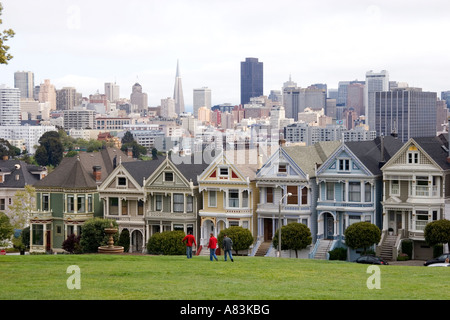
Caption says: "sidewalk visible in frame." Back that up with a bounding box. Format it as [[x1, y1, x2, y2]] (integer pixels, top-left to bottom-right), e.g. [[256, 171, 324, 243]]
[[388, 260, 425, 266]]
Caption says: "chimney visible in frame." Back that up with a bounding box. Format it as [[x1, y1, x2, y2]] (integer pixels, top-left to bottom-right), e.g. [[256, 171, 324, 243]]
[[93, 166, 102, 181], [127, 147, 133, 158]]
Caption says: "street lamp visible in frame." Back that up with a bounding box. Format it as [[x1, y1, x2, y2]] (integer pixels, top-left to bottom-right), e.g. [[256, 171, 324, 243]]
[[278, 192, 292, 257]]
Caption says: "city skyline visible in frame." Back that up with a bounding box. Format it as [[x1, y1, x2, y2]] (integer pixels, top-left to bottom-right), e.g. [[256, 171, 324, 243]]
[[0, 0, 449, 109]]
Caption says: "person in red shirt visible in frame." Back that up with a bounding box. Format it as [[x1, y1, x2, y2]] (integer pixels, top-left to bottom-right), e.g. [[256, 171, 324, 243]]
[[207, 233, 218, 261], [182, 231, 196, 259]]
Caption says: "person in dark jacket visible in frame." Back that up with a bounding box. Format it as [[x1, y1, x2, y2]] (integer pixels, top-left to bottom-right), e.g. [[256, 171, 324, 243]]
[[222, 234, 234, 262]]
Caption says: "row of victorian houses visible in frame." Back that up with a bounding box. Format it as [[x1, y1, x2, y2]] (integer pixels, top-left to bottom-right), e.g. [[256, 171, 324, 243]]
[[15, 133, 450, 261]]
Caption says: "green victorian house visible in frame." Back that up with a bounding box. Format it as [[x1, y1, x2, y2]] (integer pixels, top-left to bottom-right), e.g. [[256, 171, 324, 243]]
[[29, 148, 134, 253]]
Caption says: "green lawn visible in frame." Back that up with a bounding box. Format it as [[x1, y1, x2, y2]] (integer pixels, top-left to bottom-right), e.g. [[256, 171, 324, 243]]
[[0, 254, 448, 300]]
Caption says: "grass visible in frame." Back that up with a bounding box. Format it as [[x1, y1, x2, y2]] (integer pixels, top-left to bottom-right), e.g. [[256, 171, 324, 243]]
[[0, 254, 449, 300]]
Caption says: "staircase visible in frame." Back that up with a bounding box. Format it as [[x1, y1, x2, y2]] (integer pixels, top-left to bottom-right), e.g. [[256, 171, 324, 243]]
[[314, 240, 333, 260], [254, 241, 272, 257], [379, 235, 397, 261]]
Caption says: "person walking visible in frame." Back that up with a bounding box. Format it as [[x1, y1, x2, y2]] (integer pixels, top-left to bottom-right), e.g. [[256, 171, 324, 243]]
[[182, 231, 196, 259], [207, 233, 218, 261], [222, 234, 234, 262]]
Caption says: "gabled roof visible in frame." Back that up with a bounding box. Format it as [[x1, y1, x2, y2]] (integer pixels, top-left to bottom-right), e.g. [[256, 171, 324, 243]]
[[345, 135, 404, 175], [121, 157, 166, 187], [0, 160, 46, 188], [412, 135, 450, 171], [34, 147, 135, 189]]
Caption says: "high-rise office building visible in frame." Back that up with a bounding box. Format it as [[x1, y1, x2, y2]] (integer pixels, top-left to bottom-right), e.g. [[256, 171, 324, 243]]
[[105, 82, 120, 102], [160, 97, 176, 119], [193, 87, 211, 118], [0, 85, 21, 126], [347, 82, 365, 116], [283, 84, 326, 121], [56, 87, 79, 110], [130, 83, 148, 114], [38, 79, 56, 110], [14, 71, 35, 99], [375, 87, 437, 142], [173, 60, 185, 115], [240, 57, 263, 105], [365, 70, 389, 130]]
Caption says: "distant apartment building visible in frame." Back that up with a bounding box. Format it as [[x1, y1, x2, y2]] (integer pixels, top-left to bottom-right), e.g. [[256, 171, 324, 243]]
[[375, 87, 437, 142], [0, 124, 57, 153], [193, 87, 211, 117], [96, 117, 132, 131], [38, 79, 57, 110], [0, 85, 21, 126], [14, 71, 34, 99], [56, 87, 80, 110], [63, 109, 95, 130], [160, 97, 176, 119]]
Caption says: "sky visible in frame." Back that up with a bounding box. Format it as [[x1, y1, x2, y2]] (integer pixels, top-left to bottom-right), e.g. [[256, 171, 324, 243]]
[[1, 0, 450, 111]]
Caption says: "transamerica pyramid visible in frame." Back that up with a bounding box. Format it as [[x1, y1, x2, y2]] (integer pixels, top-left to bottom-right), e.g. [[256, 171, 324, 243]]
[[173, 59, 185, 115]]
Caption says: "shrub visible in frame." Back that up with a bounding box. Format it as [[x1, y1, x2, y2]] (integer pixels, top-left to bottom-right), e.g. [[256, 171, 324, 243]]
[[401, 239, 413, 259], [397, 253, 409, 261], [272, 223, 312, 258], [329, 247, 347, 261], [62, 233, 81, 254], [147, 230, 185, 255], [118, 229, 130, 253], [218, 226, 254, 255], [80, 218, 119, 253]]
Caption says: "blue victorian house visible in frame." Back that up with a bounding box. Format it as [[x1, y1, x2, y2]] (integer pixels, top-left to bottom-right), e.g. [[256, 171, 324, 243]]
[[314, 136, 403, 260]]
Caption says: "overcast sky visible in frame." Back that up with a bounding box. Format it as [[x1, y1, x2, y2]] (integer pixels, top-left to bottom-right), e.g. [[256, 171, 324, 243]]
[[1, 0, 449, 110]]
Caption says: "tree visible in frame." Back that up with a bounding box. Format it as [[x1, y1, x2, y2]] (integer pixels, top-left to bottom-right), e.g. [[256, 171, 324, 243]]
[[0, 2, 15, 65], [344, 222, 381, 254], [0, 211, 13, 242], [424, 219, 450, 252], [62, 233, 81, 254], [118, 229, 130, 253], [35, 131, 63, 166], [121, 131, 135, 145], [272, 222, 312, 258], [0, 138, 20, 158], [218, 226, 254, 255], [7, 185, 36, 229]]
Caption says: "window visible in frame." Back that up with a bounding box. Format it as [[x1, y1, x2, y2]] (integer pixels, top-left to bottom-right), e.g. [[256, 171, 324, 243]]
[[365, 183, 371, 202], [242, 190, 249, 208], [391, 180, 400, 196], [77, 195, 85, 212], [87, 194, 93, 212], [301, 187, 308, 205], [339, 159, 350, 171], [278, 164, 287, 173], [348, 182, 361, 202], [138, 200, 144, 215], [287, 186, 298, 205], [219, 167, 228, 176], [173, 194, 184, 212], [32, 224, 44, 245], [186, 196, 193, 212], [416, 211, 429, 231], [326, 183, 334, 201], [416, 176, 429, 196], [266, 187, 273, 203], [42, 194, 49, 211], [208, 191, 217, 207], [164, 172, 173, 182], [229, 189, 239, 208], [121, 200, 128, 215], [67, 195, 75, 213], [110, 197, 118, 215], [408, 152, 419, 164], [155, 195, 162, 211], [118, 177, 127, 186]]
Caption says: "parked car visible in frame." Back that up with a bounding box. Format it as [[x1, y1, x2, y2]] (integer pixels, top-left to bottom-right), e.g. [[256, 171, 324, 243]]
[[423, 253, 450, 266], [355, 255, 389, 265], [427, 263, 450, 267]]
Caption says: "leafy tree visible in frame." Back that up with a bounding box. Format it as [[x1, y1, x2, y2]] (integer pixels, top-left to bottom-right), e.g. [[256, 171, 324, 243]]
[[62, 233, 81, 254], [121, 131, 135, 145], [147, 230, 185, 255], [218, 226, 254, 255], [151, 147, 158, 160], [0, 138, 20, 158], [344, 222, 381, 254], [79, 218, 119, 253], [0, 2, 15, 65], [424, 219, 450, 250], [8, 185, 36, 229], [35, 131, 63, 166], [272, 222, 312, 258], [0, 211, 13, 242], [118, 228, 130, 253]]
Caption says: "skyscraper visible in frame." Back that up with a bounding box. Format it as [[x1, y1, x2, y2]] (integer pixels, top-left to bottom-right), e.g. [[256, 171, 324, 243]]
[[38, 79, 56, 110], [193, 87, 211, 118], [240, 57, 263, 105], [105, 82, 120, 103], [365, 70, 389, 130], [14, 71, 34, 99], [130, 83, 148, 114], [56, 87, 78, 110], [173, 60, 185, 115], [375, 87, 437, 142], [0, 84, 21, 126]]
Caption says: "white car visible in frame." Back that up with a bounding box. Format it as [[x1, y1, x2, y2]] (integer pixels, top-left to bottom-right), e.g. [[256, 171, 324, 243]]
[[427, 263, 450, 267]]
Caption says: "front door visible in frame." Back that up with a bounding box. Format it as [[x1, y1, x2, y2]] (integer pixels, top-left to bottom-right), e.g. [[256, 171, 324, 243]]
[[325, 213, 334, 240], [264, 218, 273, 241], [45, 231, 51, 252]]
